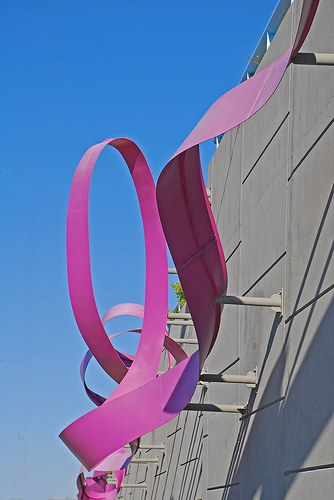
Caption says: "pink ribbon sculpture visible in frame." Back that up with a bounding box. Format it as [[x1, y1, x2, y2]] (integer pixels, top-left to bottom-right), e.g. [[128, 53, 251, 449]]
[[77, 302, 187, 496], [59, 1, 320, 497]]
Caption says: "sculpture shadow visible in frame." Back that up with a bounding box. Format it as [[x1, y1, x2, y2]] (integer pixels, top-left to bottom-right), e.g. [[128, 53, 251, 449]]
[[221, 185, 334, 499]]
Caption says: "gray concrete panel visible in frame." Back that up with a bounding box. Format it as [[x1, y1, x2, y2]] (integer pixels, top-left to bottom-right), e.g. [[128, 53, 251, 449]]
[[290, 66, 334, 157], [284, 292, 334, 471], [297, 0, 334, 54], [286, 126, 334, 318], [205, 413, 240, 490], [240, 120, 288, 293], [209, 126, 242, 260], [238, 258, 287, 409], [284, 468, 334, 500], [237, 399, 285, 500], [290, 96, 334, 174], [241, 69, 290, 182], [224, 238, 241, 295], [207, 484, 240, 500]]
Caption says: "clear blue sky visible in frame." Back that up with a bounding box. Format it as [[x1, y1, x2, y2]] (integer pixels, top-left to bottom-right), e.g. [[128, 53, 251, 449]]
[[1, 1, 278, 498]]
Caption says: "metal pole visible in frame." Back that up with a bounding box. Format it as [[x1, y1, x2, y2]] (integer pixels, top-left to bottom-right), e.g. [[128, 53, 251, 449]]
[[167, 320, 194, 326], [120, 483, 148, 489], [200, 371, 256, 387], [131, 457, 159, 464], [133, 444, 165, 450], [215, 292, 282, 314], [293, 52, 334, 65], [185, 403, 246, 414], [168, 312, 192, 320]]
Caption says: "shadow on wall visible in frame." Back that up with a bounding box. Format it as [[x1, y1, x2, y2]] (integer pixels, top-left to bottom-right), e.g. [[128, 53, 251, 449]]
[[152, 387, 205, 500], [222, 296, 334, 500], [220, 313, 286, 500], [221, 186, 334, 500]]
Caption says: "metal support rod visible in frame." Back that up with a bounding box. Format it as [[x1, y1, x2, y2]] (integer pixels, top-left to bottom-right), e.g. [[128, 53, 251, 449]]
[[215, 291, 282, 314], [200, 370, 256, 388], [120, 483, 148, 489], [168, 312, 192, 320], [185, 403, 246, 414], [293, 52, 334, 65], [131, 457, 159, 464], [168, 267, 178, 274], [167, 319, 194, 326], [132, 444, 165, 450], [124, 444, 165, 452]]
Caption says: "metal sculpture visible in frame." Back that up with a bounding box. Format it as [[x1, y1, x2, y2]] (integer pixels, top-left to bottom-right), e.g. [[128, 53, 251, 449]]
[[59, 1, 320, 497]]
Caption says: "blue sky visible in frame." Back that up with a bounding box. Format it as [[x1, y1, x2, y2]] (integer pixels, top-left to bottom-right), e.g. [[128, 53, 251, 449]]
[[1, 1, 278, 498]]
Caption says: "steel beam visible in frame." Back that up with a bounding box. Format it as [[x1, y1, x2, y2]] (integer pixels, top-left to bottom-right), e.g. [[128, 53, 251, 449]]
[[124, 443, 165, 451], [293, 52, 334, 65], [131, 457, 159, 464], [168, 312, 192, 320], [185, 403, 246, 414], [136, 444, 165, 450], [215, 290, 282, 314], [167, 319, 194, 326], [199, 370, 257, 388], [120, 483, 148, 489]]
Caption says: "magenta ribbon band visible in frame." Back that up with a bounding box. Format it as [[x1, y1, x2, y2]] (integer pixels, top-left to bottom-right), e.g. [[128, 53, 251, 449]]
[[60, 1, 320, 497], [78, 454, 127, 499], [77, 468, 122, 499], [81, 302, 187, 409], [77, 303, 188, 498]]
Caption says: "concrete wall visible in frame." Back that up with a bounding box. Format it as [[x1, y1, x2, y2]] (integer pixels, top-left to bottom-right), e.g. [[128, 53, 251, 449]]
[[119, 0, 334, 498]]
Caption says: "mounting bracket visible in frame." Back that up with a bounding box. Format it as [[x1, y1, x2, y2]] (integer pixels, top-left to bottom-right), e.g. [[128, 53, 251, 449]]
[[167, 311, 194, 327], [293, 52, 334, 65], [120, 483, 148, 489], [125, 443, 166, 453], [131, 457, 159, 464], [199, 367, 257, 389], [215, 289, 283, 315], [185, 403, 246, 414]]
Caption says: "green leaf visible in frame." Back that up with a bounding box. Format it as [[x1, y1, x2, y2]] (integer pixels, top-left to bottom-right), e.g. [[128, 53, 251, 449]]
[[170, 281, 186, 308]]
